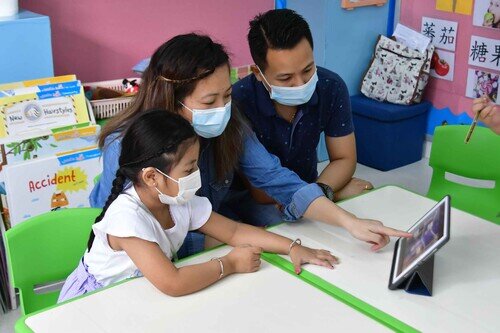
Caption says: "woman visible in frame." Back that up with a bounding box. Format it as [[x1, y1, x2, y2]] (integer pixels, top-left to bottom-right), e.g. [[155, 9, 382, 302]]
[[91, 33, 410, 258]]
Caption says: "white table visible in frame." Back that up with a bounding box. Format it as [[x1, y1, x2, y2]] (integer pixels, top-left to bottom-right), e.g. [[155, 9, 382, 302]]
[[20, 247, 388, 332], [269, 186, 500, 333]]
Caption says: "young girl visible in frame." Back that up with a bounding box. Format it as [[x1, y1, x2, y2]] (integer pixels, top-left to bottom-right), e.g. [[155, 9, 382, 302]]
[[58, 110, 338, 302], [91, 33, 410, 259]]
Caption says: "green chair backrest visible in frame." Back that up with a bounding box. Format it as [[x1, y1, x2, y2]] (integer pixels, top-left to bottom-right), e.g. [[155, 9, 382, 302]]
[[5, 208, 101, 315], [428, 125, 500, 224]]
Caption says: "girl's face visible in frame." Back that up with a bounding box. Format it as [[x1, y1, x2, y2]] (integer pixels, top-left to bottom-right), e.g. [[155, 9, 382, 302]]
[[144, 140, 200, 197], [178, 64, 232, 122]]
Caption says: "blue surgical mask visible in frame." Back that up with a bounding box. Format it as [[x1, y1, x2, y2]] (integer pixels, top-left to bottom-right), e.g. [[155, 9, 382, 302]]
[[180, 101, 231, 138], [258, 67, 318, 106]]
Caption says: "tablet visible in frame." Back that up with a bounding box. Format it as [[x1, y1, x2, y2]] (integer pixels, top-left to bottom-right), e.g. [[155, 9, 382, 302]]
[[389, 195, 450, 290]]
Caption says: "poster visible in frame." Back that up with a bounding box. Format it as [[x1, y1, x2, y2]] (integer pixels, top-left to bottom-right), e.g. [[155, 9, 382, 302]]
[[465, 68, 500, 104], [473, 0, 500, 29], [430, 49, 455, 81], [421, 17, 458, 51], [468, 36, 500, 72], [3, 147, 102, 226]]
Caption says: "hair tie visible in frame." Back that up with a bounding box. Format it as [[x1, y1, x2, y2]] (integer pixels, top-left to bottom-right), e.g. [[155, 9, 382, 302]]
[[158, 69, 213, 85]]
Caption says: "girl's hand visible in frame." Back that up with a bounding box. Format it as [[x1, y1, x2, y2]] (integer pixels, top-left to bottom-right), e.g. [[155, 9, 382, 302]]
[[289, 245, 339, 274], [346, 218, 412, 251], [224, 244, 262, 274]]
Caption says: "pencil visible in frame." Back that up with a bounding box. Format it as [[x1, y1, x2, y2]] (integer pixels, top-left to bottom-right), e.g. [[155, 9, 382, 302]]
[[464, 110, 481, 144]]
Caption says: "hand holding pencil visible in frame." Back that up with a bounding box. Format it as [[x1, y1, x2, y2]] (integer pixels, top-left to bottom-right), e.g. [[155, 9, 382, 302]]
[[468, 95, 500, 141]]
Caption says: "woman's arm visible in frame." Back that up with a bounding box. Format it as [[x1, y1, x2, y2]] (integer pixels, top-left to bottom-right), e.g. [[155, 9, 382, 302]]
[[239, 132, 411, 250], [303, 197, 411, 251], [90, 136, 121, 208], [238, 131, 324, 221]]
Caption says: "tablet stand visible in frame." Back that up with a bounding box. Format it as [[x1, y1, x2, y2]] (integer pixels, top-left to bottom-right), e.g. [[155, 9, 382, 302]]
[[397, 255, 435, 296]]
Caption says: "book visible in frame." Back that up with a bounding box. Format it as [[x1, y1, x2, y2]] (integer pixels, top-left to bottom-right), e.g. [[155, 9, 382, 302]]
[[3, 147, 102, 227]]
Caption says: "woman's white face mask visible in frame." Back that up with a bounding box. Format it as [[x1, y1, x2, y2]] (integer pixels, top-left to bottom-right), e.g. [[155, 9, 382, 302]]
[[180, 101, 231, 138]]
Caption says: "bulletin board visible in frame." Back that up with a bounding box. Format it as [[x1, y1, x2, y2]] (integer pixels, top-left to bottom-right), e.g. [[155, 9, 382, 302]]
[[400, 0, 499, 134]]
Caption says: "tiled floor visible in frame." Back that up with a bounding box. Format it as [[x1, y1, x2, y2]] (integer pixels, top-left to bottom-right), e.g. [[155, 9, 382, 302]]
[[0, 307, 19, 333], [0, 158, 433, 333]]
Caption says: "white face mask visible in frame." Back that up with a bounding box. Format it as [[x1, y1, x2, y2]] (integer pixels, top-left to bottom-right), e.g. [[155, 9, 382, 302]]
[[180, 101, 231, 138], [258, 66, 318, 106], [153, 168, 201, 205]]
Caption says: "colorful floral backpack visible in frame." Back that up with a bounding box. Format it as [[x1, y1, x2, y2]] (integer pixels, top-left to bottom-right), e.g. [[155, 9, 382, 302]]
[[361, 35, 434, 105]]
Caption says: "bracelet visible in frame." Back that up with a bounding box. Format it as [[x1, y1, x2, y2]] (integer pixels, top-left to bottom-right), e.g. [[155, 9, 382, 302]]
[[288, 238, 302, 255], [211, 257, 224, 280]]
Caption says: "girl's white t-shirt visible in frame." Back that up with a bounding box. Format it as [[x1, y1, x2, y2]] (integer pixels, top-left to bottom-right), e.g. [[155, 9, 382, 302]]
[[84, 185, 212, 287]]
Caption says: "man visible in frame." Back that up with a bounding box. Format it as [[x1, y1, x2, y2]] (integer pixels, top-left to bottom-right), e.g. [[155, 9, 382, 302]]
[[233, 9, 372, 205]]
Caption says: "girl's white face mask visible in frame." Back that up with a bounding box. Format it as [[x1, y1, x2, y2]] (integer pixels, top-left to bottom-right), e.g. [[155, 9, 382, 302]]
[[153, 168, 201, 205]]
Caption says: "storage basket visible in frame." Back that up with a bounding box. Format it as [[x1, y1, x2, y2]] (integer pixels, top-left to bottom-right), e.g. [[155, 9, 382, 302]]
[[83, 78, 141, 119]]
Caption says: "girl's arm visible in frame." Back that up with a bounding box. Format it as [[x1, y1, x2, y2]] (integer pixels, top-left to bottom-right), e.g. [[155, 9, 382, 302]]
[[199, 212, 338, 274], [113, 235, 261, 297]]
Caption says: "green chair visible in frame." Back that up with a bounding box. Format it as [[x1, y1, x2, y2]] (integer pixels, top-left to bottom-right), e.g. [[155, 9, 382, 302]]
[[428, 125, 500, 224], [5, 208, 101, 315], [93, 173, 101, 185]]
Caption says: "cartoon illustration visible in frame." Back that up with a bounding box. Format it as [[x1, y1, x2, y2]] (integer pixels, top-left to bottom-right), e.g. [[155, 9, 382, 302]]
[[51, 191, 69, 210], [4, 135, 55, 161], [473, 70, 499, 102]]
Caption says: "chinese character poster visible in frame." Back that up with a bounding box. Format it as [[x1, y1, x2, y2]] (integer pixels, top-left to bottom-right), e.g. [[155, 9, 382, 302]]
[[468, 36, 500, 72]]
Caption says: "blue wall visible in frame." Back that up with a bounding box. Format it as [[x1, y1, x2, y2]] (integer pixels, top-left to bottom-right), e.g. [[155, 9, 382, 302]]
[[287, 0, 390, 95], [287, 0, 391, 161]]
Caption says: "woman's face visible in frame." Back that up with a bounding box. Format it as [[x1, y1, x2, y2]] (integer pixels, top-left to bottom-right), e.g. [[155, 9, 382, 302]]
[[179, 64, 232, 123]]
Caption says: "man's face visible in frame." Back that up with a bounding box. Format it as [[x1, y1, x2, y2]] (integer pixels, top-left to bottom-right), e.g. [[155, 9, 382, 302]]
[[255, 38, 316, 89]]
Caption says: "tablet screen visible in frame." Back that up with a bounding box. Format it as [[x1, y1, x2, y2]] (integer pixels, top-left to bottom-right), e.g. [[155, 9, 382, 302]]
[[393, 197, 449, 283]]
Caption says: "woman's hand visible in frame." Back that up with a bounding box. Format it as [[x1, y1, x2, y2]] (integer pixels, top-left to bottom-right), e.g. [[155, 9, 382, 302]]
[[346, 218, 412, 251], [224, 244, 262, 274], [289, 245, 339, 274]]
